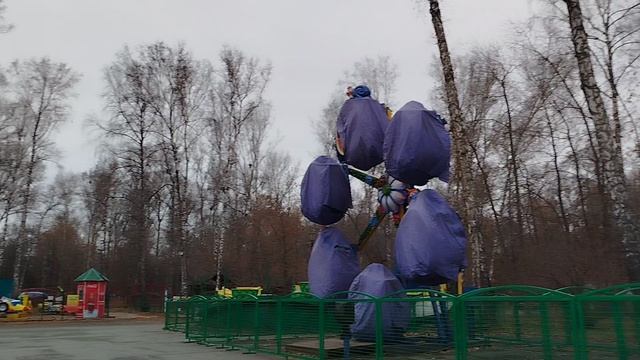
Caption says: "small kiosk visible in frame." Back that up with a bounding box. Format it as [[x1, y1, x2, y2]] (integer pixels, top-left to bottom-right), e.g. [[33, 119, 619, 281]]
[[75, 268, 108, 319]]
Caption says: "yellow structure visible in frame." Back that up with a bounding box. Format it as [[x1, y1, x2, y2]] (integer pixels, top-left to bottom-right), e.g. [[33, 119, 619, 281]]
[[216, 287, 233, 298], [0, 294, 30, 314]]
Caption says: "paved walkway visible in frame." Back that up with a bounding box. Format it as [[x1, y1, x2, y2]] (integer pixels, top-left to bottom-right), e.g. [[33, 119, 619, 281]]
[[1, 319, 276, 360], [0, 311, 159, 323]]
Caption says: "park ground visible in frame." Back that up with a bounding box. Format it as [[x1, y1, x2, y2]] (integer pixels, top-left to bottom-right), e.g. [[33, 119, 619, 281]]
[[0, 317, 276, 360]]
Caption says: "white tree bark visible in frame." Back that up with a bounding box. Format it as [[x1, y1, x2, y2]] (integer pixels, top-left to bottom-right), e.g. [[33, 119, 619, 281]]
[[564, 0, 640, 280]]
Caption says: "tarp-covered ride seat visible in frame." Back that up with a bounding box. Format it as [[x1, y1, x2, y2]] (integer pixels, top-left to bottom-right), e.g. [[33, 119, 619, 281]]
[[349, 263, 410, 341], [308, 227, 360, 298], [394, 189, 467, 286], [384, 101, 450, 186], [301, 156, 352, 225], [336, 91, 389, 171]]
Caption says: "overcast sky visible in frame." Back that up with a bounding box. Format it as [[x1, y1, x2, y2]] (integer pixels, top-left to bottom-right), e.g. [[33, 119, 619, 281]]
[[0, 0, 538, 177]]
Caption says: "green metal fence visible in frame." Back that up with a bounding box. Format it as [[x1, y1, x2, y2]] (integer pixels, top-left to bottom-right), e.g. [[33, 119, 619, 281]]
[[165, 284, 640, 359], [164, 297, 189, 332], [459, 286, 576, 359], [577, 284, 640, 359]]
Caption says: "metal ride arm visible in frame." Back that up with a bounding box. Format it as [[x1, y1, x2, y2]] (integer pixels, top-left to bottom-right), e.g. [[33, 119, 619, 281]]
[[346, 166, 388, 250], [347, 167, 386, 188], [357, 204, 388, 250], [348, 166, 412, 250]]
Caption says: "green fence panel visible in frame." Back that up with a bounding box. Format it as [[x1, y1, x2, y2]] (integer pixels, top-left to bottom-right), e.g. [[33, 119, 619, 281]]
[[578, 284, 640, 359], [201, 298, 230, 347], [458, 285, 576, 360], [378, 289, 459, 360], [277, 292, 323, 359], [164, 300, 176, 330], [163, 283, 640, 360], [322, 291, 378, 359], [167, 299, 188, 333], [224, 294, 261, 352], [185, 296, 219, 343], [253, 297, 280, 355], [184, 296, 208, 341]]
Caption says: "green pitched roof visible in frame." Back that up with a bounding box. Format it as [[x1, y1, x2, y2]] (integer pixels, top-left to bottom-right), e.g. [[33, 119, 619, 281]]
[[74, 268, 109, 282]]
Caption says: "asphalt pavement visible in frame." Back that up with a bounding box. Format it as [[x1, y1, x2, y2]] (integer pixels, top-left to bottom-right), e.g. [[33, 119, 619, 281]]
[[0, 319, 276, 360]]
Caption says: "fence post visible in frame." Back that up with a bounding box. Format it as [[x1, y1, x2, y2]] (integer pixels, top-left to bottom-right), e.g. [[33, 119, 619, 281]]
[[202, 300, 209, 344], [454, 296, 467, 360], [174, 301, 179, 330], [514, 301, 522, 342], [564, 301, 572, 346], [633, 301, 640, 356], [540, 302, 552, 360], [612, 301, 628, 360], [223, 300, 232, 348], [375, 298, 383, 360], [276, 299, 283, 355], [251, 300, 259, 353], [572, 296, 586, 360], [318, 300, 326, 360], [163, 300, 170, 330], [185, 301, 191, 340]]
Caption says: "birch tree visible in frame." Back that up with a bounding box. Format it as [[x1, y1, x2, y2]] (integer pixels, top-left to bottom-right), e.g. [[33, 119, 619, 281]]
[[140, 43, 211, 296], [584, 0, 640, 167], [102, 47, 161, 297], [3, 58, 79, 290], [206, 46, 272, 290], [562, 0, 640, 280]]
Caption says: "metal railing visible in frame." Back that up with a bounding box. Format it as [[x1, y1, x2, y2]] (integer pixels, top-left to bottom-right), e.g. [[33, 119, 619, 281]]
[[165, 284, 640, 359]]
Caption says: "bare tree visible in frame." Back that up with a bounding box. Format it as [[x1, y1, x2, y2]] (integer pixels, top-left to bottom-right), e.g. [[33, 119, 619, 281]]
[[562, 0, 640, 280], [313, 92, 343, 157], [584, 0, 640, 168], [141, 43, 211, 296], [101, 46, 162, 297], [82, 159, 119, 269], [206, 46, 272, 290], [314, 56, 399, 158], [2, 58, 79, 290], [342, 56, 398, 106], [258, 150, 299, 208]]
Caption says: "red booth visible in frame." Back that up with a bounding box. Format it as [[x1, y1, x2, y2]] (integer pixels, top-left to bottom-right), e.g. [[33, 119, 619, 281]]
[[75, 268, 108, 319]]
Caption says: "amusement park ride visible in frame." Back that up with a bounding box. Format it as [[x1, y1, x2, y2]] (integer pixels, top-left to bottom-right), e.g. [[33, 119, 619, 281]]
[[301, 84, 468, 306]]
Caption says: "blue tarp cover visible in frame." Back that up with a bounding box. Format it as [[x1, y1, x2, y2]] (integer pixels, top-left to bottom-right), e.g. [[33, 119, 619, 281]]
[[308, 227, 360, 298], [336, 97, 389, 171], [384, 101, 450, 185], [352, 85, 371, 98], [349, 263, 410, 341], [301, 156, 352, 225], [394, 189, 467, 286]]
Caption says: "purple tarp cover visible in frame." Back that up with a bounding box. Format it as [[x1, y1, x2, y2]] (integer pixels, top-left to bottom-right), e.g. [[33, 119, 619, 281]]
[[308, 227, 360, 298], [301, 156, 352, 225], [336, 97, 389, 171], [384, 101, 450, 186], [394, 189, 467, 286], [349, 263, 410, 341]]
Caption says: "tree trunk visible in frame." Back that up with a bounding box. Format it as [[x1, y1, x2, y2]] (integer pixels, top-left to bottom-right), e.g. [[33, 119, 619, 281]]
[[546, 112, 570, 233], [500, 78, 524, 239], [563, 118, 589, 229], [13, 107, 42, 290], [563, 0, 640, 280], [428, 0, 473, 281], [428, 0, 472, 209], [604, 26, 625, 191]]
